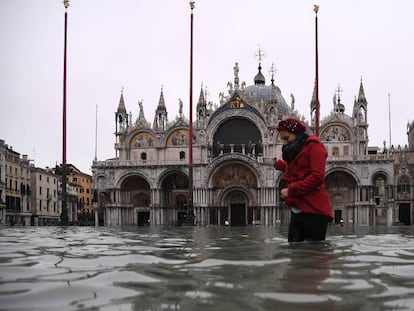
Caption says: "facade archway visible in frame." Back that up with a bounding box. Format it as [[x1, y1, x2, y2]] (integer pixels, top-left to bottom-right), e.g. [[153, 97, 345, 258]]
[[325, 171, 357, 224], [159, 171, 189, 225]]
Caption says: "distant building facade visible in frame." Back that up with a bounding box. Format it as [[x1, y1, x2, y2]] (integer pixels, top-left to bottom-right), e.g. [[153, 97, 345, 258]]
[[30, 167, 60, 225], [65, 164, 94, 223], [0, 139, 94, 226], [4, 144, 31, 225], [92, 61, 413, 226], [391, 122, 414, 225], [0, 140, 6, 225]]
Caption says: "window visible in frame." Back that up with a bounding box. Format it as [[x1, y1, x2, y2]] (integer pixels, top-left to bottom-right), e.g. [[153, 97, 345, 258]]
[[141, 152, 147, 161], [332, 147, 340, 156], [343, 145, 349, 156], [39, 174, 42, 181], [397, 176, 411, 193], [180, 151, 186, 160], [39, 187, 42, 195], [374, 175, 386, 196]]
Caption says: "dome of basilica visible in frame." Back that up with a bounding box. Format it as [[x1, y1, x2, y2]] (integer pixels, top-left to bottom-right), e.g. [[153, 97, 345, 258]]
[[241, 64, 291, 117]]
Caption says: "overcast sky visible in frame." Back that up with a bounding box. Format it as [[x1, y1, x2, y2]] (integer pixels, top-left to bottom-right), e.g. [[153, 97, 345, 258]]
[[1, 0, 413, 173]]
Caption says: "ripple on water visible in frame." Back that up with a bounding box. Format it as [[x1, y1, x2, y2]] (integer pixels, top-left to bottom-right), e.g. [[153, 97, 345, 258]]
[[255, 292, 341, 303]]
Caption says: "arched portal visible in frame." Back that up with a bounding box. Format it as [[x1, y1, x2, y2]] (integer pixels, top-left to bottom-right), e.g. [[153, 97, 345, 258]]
[[160, 172, 189, 225], [223, 189, 249, 226], [120, 175, 151, 225], [211, 162, 258, 225], [325, 171, 357, 224], [120, 176, 150, 204]]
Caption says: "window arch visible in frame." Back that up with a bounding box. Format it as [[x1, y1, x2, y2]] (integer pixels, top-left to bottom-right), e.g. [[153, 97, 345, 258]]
[[397, 175, 410, 194], [332, 147, 340, 156], [179, 151, 186, 160]]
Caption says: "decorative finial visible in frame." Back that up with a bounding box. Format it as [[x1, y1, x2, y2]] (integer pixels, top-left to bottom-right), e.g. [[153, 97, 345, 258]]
[[336, 84, 343, 97], [190, 1, 195, 11], [313, 4, 319, 14], [269, 63, 277, 84], [63, 0, 70, 9], [255, 45, 265, 64]]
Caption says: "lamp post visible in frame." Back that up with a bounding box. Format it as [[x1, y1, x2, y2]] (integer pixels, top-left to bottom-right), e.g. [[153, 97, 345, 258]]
[[187, 1, 195, 225], [60, 0, 69, 225]]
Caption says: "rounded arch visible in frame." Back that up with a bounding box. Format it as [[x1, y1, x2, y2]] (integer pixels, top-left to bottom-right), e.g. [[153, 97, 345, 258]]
[[94, 174, 106, 190], [325, 170, 358, 206], [120, 175, 151, 191], [158, 170, 189, 208], [117, 174, 151, 207], [211, 117, 262, 156], [220, 187, 253, 206], [325, 166, 361, 185], [157, 168, 189, 189], [116, 171, 152, 189], [206, 110, 268, 146], [371, 170, 391, 185]]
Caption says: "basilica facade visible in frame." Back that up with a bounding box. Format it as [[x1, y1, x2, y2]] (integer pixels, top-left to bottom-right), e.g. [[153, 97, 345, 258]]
[[92, 62, 414, 226]]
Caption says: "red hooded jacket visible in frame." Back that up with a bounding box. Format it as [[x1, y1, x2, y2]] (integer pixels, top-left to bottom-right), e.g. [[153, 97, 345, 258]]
[[274, 135, 333, 219]]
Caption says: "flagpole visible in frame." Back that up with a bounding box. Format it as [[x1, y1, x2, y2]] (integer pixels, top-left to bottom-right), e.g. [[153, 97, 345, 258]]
[[95, 105, 98, 161], [187, 1, 195, 225], [314, 5, 320, 136], [61, 0, 69, 225], [388, 93, 391, 148]]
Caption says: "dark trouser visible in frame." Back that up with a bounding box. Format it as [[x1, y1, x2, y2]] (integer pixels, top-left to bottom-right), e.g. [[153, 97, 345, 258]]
[[288, 212, 330, 242]]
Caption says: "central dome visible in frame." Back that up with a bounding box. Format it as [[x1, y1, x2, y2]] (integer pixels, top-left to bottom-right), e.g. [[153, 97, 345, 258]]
[[241, 65, 291, 117]]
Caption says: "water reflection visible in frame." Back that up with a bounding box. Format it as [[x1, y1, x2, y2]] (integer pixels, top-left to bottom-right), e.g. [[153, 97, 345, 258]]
[[0, 226, 413, 310]]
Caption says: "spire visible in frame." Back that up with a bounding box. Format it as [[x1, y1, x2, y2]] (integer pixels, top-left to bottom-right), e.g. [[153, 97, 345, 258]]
[[198, 84, 205, 104], [153, 86, 168, 131], [157, 86, 167, 110], [117, 88, 126, 113], [357, 78, 367, 103]]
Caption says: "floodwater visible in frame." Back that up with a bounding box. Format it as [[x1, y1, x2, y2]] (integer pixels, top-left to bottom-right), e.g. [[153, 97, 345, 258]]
[[0, 225, 414, 311]]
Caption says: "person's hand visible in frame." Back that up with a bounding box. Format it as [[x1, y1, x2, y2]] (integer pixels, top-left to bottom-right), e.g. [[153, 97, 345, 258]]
[[280, 188, 289, 199]]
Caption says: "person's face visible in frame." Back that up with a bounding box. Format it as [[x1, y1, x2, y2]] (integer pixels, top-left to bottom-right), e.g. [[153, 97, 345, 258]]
[[278, 130, 297, 146]]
